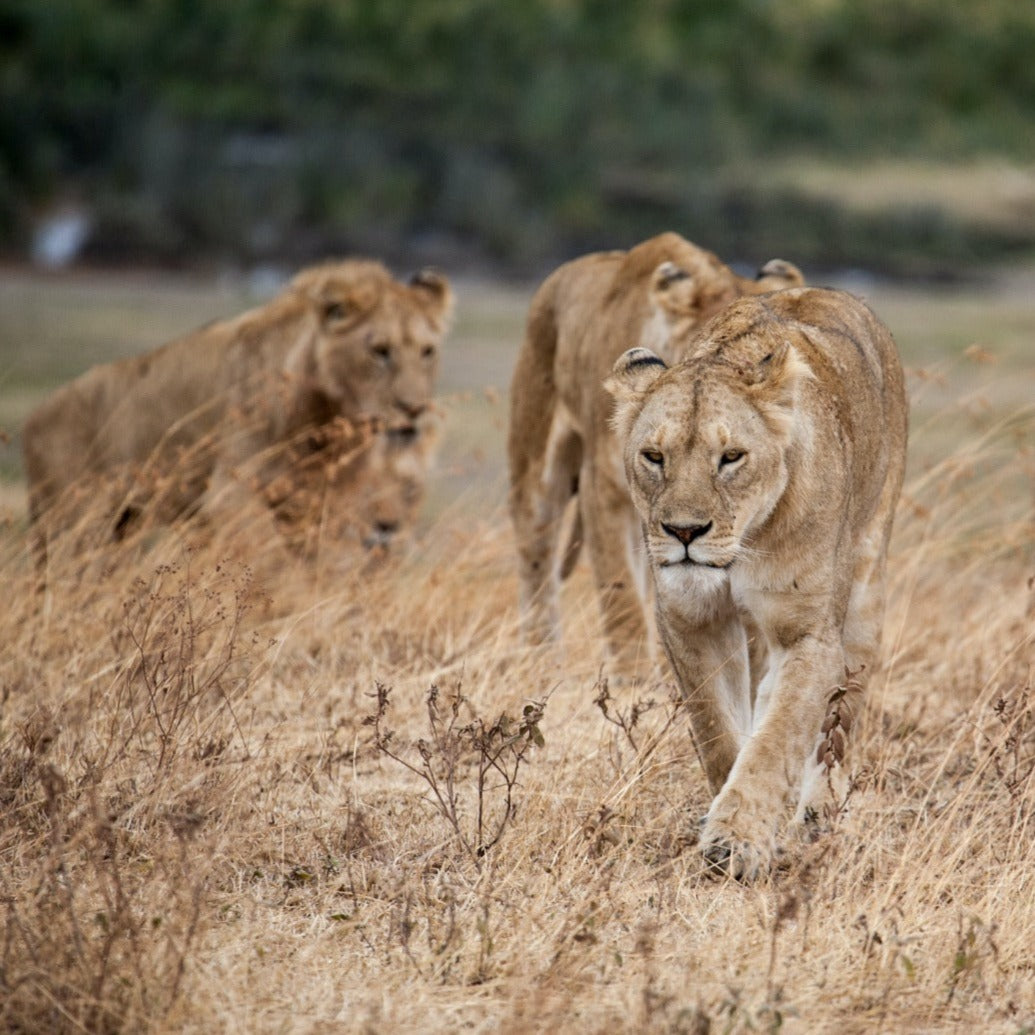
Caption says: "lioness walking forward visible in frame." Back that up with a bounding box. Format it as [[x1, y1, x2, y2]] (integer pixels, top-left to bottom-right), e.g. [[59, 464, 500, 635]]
[[607, 287, 907, 879]]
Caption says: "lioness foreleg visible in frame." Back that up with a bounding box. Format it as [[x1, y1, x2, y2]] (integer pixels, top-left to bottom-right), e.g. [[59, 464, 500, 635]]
[[699, 630, 844, 880], [655, 583, 751, 794], [794, 531, 888, 828]]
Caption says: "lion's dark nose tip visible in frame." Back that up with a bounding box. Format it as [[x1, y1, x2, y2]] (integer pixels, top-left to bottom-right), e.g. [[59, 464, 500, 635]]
[[662, 521, 712, 545], [397, 400, 426, 420], [364, 519, 401, 551], [387, 424, 418, 445]]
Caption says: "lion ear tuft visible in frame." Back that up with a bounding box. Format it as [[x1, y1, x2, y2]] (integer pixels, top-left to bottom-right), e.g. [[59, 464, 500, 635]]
[[652, 261, 691, 292], [298, 270, 379, 329], [604, 347, 668, 401], [754, 259, 805, 291], [410, 268, 455, 328], [409, 267, 449, 295], [744, 339, 814, 432], [649, 261, 698, 319], [316, 291, 366, 329], [606, 348, 668, 440]]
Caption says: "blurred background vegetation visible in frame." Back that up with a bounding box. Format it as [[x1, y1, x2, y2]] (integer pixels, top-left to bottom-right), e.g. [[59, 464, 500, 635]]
[[2, 0, 1035, 277]]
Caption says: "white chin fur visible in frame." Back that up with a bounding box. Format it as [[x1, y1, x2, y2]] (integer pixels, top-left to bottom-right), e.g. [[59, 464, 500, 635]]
[[653, 562, 729, 621]]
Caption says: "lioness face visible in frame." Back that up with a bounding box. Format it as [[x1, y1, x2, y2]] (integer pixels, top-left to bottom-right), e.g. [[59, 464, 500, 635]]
[[608, 344, 804, 598], [307, 269, 453, 432], [358, 422, 438, 551], [275, 416, 437, 561], [625, 373, 788, 577]]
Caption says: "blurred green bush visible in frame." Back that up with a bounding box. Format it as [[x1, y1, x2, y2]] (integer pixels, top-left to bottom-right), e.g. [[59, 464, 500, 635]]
[[2, 0, 1034, 274]]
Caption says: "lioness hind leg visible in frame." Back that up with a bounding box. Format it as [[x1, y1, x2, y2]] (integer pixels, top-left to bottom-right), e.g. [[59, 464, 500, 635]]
[[580, 463, 654, 682], [510, 418, 582, 647]]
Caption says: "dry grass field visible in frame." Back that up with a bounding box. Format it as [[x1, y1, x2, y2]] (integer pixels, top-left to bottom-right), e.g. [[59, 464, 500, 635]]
[[0, 265, 1033, 1033]]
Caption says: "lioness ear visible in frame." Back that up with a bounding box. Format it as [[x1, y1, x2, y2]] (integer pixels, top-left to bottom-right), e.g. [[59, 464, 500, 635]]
[[297, 272, 379, 330], [410, 269, 455, 329], [740, 338, 795, 385], [742, 339, 813, 436], [606, 348, 668, 441], [649, 261, 698, 318], [604, 347, 668, 401], [754, 259, 805, 291], [317, 293, 367, 329]]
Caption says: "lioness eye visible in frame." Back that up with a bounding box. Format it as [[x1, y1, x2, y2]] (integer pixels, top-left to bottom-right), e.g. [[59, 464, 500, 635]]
[[420, 344, 436, 359], [719, 449, 745, 467], [641, 449, 664, 466], [324, 302, 347, 321], [371, 343, 392, 361]]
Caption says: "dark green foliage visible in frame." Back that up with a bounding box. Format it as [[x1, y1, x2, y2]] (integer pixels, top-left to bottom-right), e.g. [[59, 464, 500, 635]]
[[2, 0, 1034, 272]]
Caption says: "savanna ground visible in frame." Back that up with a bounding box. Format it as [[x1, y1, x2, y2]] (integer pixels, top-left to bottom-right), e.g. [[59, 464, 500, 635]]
[[0, 261, 1033, 1033]]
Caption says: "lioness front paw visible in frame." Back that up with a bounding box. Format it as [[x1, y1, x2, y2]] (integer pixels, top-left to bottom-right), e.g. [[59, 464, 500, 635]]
[[698, 814, 776, 882]]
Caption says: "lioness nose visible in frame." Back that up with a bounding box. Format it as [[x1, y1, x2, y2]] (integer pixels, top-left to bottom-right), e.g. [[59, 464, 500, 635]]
[[662, 521, 712, 545], [364, 520, 400, 551], [396, 400, 426, 420], [387, 424, 419, 445]]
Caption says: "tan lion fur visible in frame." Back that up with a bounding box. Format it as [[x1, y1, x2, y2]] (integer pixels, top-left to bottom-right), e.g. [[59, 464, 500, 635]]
[[269, 416, 440, 561], [23, 260, 452, 568], [606, 286, 908, 879], [507, 233, 803, 679]]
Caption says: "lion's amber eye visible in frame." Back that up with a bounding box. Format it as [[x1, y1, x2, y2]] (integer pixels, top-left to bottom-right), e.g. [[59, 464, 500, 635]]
[[641, 449, 664, 466], [719, 449, 745, 467], [371, 343, 392, 361]]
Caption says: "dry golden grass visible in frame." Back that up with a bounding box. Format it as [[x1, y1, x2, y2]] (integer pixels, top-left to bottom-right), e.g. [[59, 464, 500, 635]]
[[1, 270, 1034, 1032]]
